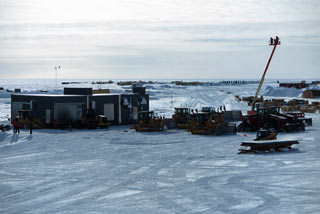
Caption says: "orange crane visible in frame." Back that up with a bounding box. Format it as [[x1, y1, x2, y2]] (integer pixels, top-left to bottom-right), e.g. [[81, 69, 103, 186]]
[[251, 36, 281, 111]]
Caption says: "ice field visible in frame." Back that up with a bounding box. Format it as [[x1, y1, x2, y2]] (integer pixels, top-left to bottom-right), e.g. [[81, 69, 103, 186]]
[[0, 79, 320, 213]]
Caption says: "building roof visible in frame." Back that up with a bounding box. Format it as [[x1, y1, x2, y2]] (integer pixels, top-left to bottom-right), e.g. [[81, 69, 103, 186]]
[[11, 92, 142, 97], [12, 93, 84, 97]]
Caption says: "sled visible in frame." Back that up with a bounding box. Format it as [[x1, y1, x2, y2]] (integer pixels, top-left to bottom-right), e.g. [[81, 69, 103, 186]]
[[239, 139, 299, 154]]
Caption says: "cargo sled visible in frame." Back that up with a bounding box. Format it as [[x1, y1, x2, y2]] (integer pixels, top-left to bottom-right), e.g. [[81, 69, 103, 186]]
[[239, 129, 299, 154], [239, 139, 299, 154]]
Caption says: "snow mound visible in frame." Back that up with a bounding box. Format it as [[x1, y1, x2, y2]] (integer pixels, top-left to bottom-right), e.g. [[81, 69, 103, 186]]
[[262, 86, 302, 97]]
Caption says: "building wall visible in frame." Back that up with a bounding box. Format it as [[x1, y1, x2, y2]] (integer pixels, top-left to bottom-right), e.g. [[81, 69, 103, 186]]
[[11, 92, 149, 127], [91, 95, 120, 124], [120, 93, 149, 125], [11, 94, 87, 127]]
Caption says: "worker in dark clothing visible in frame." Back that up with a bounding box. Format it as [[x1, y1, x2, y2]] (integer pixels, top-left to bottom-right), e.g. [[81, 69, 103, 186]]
[[270, 37, 273, 45], [30, 121, 33, 134], [16, 119, 20, 134], [53, 119, 57, 129]]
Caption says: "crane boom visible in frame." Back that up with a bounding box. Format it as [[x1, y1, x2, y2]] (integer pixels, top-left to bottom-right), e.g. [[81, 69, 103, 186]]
[[251, 36, 280, 111]]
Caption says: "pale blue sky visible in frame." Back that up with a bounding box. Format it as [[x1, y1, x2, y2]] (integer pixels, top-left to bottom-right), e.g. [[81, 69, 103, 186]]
[[0, 0, 319, 79]]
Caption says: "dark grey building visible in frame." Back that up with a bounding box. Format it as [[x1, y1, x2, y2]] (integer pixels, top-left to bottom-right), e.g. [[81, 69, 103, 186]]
[[11, 86, 149, 127]]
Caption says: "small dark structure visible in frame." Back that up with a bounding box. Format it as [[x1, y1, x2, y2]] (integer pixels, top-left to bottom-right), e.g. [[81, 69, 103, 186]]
[[11, 86, 149, 128], [0, 124, 10, 132], [132, 83, 146, 95], [312, 81, 320, 85], [64, 87, 92, 95], [279, 81, 308, 89], [302, 90, 320, 98], [219, 80, 259, 85]]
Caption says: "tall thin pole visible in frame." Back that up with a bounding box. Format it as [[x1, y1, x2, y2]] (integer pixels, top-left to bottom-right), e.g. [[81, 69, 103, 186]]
[[55, 67, 57, 89], [251, 37, 280, 111], [55, 66, 60, 90]]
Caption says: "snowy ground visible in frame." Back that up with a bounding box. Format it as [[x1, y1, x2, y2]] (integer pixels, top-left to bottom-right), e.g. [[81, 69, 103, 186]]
[[0, 79, 320, 213]]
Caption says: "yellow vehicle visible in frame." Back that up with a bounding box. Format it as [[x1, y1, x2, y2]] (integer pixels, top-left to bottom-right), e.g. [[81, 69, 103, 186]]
[[81, 109, 109, 129], [189, 112, 236, 135], [134, 111, 163, 132], [189, 112, 216, 135], [254, 129, 277, 141], [96, 115, 109, 128], [172, 108, 191, 129]]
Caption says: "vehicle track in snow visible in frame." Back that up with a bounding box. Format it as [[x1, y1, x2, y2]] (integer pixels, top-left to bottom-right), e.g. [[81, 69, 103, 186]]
[[226, 174, 280, 214]]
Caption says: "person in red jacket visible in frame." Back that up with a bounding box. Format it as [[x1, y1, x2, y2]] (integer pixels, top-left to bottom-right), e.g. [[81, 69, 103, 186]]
[[12, 117, 20, 134], [12, 119, 17, 133]]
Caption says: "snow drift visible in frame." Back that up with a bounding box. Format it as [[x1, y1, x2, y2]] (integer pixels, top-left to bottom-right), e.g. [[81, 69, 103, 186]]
[[262, 86, 302, 97]]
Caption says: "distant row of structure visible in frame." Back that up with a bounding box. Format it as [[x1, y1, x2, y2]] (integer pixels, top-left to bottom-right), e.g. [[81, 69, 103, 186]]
[[219, 80, 260, 85], [279, 80, 320, 89]]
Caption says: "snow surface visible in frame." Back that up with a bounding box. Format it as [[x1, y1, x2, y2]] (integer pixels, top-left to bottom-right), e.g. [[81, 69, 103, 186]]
[[0, 79, 320, 213], [262, 86, 303, 98]]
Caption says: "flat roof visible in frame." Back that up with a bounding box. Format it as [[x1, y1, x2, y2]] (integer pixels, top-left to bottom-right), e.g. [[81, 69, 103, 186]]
[[12, 93, 84, 97], [11, 92, 141, 97], [92, 93, 120, 96]]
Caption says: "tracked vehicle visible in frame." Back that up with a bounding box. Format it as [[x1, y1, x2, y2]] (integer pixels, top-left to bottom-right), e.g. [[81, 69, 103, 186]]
[[254, 128, 277, 141], [134, 111, 164, 132], [80, 109, 109, 129], [189, 111, 236, 136], [172, 108, 191, 129], [237, 106, 306, 132]]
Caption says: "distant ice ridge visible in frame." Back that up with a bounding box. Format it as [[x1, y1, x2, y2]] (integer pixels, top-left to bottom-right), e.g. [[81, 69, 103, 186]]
[[0, 91, 11, 99], [262, 86, 302, 97]]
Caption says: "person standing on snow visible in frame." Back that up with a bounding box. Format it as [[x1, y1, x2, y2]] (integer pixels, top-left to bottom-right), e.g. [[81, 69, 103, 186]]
[[16, 118, 20, 134], [12, 117, 20, 134], [30, 121, 33, 134], [12, 119, 17, 133]]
